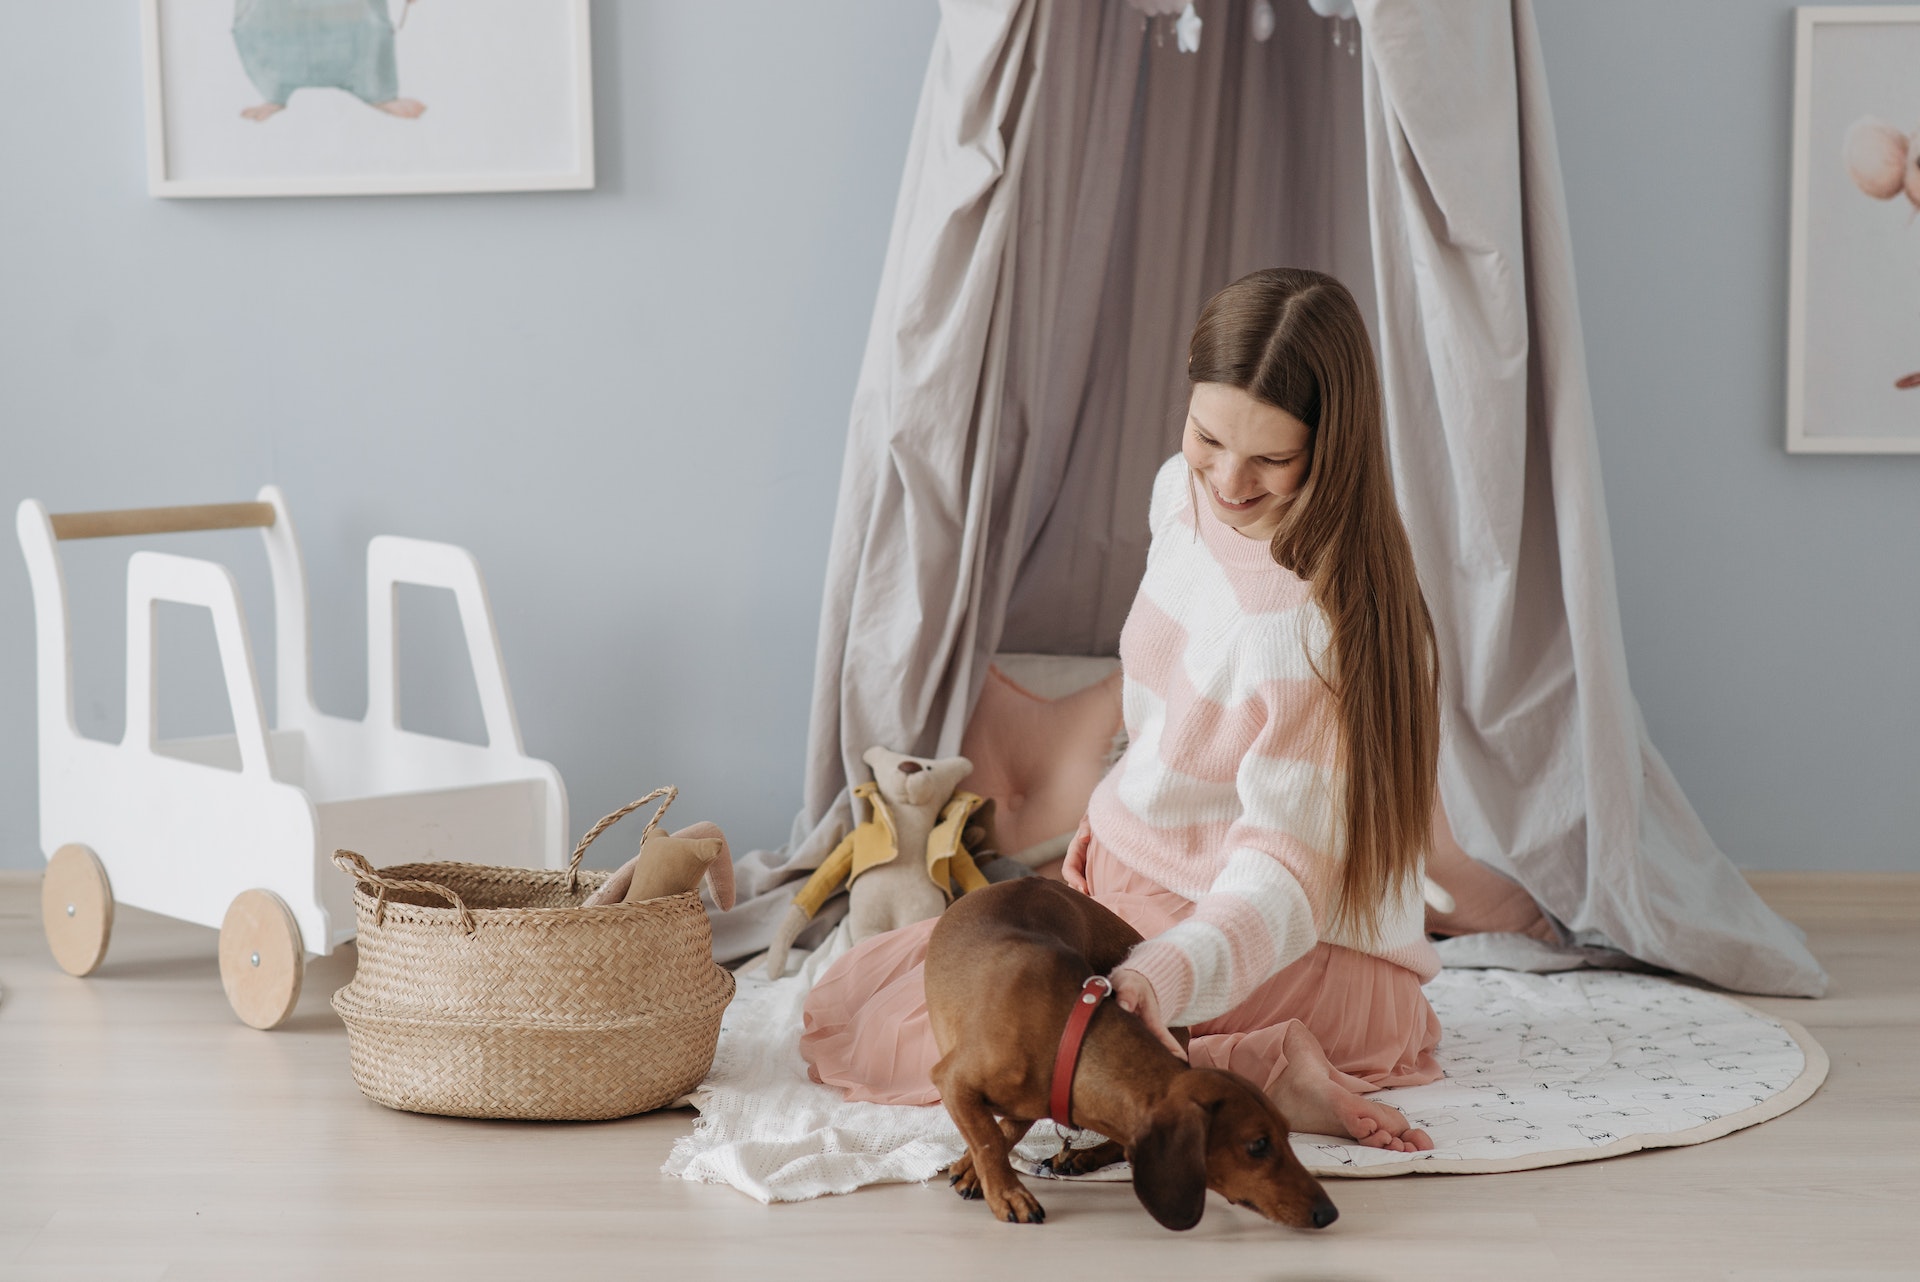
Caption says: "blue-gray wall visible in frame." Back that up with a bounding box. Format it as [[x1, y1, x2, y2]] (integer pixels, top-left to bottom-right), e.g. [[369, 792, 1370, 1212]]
[[1534, 0, 1918, 871], [3, 1, 1911, 876]]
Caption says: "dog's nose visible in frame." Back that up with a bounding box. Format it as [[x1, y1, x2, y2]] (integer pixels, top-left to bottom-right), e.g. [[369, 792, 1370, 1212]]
[[897, 761, 922, 775], [1310, 1201, 1338, 1229]]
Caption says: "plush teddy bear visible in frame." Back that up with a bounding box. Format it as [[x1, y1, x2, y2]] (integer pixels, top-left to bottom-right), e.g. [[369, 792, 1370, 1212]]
[[582, 821, 737, 910], [761, 747, 1003, 979]]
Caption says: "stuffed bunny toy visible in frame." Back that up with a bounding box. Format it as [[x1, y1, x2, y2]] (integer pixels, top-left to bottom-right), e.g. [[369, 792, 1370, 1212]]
[[581, 821, 736, 911]]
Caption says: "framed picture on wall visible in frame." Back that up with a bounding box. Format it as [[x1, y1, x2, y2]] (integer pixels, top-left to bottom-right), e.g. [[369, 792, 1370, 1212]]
[[1787, 6, 1920, 452], [140, 0, 594, 198]]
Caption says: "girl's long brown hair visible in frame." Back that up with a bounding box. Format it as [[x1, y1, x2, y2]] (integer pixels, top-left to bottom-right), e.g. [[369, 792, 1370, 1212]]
[[1187, 267, 1438, 942]]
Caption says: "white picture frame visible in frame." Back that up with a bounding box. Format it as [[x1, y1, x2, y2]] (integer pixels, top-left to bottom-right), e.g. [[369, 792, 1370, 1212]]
[[1787, 6, 1920, 452], [140, 0, 595, 198]]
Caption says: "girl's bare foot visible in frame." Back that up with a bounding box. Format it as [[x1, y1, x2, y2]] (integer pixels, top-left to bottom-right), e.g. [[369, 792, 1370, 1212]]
[[372, 99, 427, 118], [240, 103, 285, 122], [1270, 1022, 1433, 1153]]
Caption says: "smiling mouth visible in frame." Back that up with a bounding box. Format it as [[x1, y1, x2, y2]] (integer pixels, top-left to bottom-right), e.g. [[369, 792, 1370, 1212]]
[[1210, 486, 1265, 512]]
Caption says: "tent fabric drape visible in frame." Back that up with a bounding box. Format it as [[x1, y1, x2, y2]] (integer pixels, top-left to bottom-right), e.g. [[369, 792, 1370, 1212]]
[[1358, 0, 1826, 996], [713, 0, 1368, 963]]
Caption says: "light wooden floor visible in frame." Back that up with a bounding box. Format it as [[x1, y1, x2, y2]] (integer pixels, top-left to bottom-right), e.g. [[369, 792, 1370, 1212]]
[[2, 871, 1914, 1282]]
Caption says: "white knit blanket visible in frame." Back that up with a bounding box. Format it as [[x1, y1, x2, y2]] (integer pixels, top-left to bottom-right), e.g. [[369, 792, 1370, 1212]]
[[663, 935, 1824, 1200]]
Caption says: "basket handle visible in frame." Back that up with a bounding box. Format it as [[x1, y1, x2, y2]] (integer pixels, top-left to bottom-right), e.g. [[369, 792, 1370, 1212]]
[[564, 786, 679, 893], [332, 849, 478, 935]]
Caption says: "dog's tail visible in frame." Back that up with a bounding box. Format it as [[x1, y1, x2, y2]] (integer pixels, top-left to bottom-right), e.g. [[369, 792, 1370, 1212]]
[[763, 903, 810, 980]]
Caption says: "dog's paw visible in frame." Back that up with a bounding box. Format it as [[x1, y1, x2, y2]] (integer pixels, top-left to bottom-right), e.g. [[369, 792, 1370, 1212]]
[[1046, 1139, 1126, 1177], [946, 1155, 983, 1200], [989, 1185, 1047, 1225]]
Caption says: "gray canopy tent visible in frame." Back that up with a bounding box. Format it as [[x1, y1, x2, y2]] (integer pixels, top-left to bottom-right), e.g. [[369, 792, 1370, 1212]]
[[713, 0, 1827, 999]]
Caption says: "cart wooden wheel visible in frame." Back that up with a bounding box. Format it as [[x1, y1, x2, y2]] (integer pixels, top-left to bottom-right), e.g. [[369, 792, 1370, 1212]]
[[41, 843, 113, 977], [218, 889, 305, 1030]]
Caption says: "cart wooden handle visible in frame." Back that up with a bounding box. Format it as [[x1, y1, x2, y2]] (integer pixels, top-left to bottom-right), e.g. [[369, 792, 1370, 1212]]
[[47, 502, 277, 541]]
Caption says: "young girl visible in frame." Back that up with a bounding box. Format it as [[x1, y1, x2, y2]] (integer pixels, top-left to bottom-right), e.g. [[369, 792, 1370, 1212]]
[[801, 267, 1442, 1152]]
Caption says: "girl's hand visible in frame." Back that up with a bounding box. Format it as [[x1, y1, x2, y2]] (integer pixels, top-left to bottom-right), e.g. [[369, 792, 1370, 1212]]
[[1109, 965, 1186, 1061], [1062, 814, 1094, 892]]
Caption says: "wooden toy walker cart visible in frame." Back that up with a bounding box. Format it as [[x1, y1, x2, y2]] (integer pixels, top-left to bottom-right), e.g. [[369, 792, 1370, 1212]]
[[17, 488, 567, 1029]]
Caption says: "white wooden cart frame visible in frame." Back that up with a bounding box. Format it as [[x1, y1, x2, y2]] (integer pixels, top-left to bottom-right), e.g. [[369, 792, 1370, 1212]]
[[18, 489, 567, 1027]]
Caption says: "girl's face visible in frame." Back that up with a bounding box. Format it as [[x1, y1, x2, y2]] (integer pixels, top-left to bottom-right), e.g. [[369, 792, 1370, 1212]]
[[1182, 382, 1313, 543]]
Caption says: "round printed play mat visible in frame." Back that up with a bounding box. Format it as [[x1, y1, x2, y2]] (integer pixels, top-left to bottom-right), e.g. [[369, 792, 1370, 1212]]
[[1275, 968, 1826, 1176], [667, 963, 1828, 1202], [1016, 968, 1830, 1181]]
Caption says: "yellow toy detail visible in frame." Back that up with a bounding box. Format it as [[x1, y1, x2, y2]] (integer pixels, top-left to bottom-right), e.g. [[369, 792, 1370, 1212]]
[[788, 779, 995, 919]]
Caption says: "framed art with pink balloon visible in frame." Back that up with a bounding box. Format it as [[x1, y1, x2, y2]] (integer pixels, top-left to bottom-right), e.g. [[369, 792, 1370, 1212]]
[[1788, 5, 1920, 453]]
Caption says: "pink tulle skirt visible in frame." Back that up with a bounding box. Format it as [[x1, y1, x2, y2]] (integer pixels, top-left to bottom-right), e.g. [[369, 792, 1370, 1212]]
[[799, 837, 1443, 1106]]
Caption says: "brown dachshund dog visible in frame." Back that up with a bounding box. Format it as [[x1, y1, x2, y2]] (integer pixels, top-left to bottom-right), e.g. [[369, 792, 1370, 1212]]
[[925, 876, 1338, 1231]]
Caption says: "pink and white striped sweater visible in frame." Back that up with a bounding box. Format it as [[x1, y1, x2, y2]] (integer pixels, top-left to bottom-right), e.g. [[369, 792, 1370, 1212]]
[[1082, 454, 1439, 1027]]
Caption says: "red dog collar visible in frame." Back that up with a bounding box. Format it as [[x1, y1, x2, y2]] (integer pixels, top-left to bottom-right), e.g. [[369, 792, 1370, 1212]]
[[1048, 975, 1114, 1126]]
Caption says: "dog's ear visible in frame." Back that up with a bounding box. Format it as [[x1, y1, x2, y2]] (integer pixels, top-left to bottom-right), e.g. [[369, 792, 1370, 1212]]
[[1130, 1096, 1209, 1231]]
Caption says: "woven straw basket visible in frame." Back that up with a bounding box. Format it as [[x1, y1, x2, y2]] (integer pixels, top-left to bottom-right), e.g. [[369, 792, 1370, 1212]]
[[330, 787, 735, 1121]]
